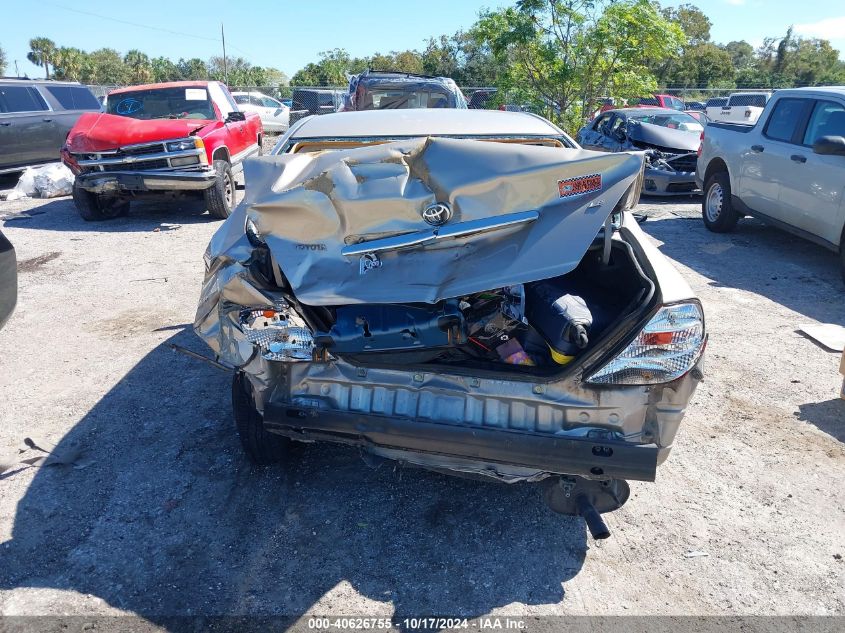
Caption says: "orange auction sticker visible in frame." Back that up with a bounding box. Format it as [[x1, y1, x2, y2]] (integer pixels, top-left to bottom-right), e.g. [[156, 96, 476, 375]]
[[558, 173, 602, 198]]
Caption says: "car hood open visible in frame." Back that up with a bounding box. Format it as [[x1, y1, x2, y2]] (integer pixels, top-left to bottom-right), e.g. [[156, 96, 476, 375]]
[[212, 137, 644, 306]]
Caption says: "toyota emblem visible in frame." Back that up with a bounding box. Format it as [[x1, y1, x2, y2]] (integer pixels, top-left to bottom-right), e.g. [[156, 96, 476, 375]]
[[422, 202, 452, 226]]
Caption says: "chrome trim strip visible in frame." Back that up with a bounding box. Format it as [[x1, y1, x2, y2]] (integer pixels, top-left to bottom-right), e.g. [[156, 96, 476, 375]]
[[341, 210, 539, 257], [77, 148, 202, 166]]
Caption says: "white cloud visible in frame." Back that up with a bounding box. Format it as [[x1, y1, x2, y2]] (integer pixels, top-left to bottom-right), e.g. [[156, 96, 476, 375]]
[[794, 16, 845, 40]]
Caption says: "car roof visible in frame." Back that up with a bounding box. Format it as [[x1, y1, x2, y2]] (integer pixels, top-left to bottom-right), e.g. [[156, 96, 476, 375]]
[[0, 78, 86, 86], [110, 81, 216, 95], [288, 109, 563, 139], [603, 107, 689, 116], [770, 86, 845, 99]]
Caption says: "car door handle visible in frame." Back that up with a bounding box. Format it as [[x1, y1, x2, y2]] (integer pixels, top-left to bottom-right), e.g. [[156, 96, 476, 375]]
[[42, 118, 53, 122], [0, 121, 10, 126], [790, 154, 807, 163], [751, 144, 764, 152]]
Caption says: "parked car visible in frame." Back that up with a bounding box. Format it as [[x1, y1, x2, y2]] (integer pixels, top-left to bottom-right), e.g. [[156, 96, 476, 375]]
[[697, 86, 845, 280], [289, 88, 344, 126], [194, 109, 706, 537], [577, 108, 703, 195], [61, 80, 263, 220], [705, 91, 771, 124], [0, 229, 16, 330], [595, 94, 684, 118], [342, 70, 468, 111], [232, 91, 290, 132], [704, 97, 728, 110], [468, 89, 496, 109], [0, 79, 100, 175], [685, 110, 711, 125], [685, 101, 706, 111]]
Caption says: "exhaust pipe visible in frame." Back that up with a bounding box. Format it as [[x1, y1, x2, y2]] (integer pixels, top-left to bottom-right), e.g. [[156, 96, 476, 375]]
[[576, 494, 611, 540]]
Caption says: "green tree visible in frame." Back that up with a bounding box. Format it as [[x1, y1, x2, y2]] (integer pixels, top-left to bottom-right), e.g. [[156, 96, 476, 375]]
[[723, 40, 755, 71], [476, 0, 685, 130], [151, 56, 182, 82], [53, 47, 88, 81], [264, 67, 289, 87], [177, 58, 208, 80], [659, 3, 710, 46], [290, 49, 366, 85], [27, 37, 56, 79], [0, 44, 7, 76], [86, 48, 126, 85], [423, 31, 503, 85], [124, 50, 153, 84]]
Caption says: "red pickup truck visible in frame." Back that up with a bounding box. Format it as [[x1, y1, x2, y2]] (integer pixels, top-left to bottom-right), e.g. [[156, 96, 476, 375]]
[[61, 80, 262, 220]]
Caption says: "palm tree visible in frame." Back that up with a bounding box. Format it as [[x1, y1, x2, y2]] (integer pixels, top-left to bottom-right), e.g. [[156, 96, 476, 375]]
[[27, 37, 56, 79], [53, 47, 86, 81], [124, 50, 153, 84]]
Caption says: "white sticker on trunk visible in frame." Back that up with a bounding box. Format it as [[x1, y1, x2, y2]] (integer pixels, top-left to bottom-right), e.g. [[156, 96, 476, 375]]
[[185, 88, 207, 101]]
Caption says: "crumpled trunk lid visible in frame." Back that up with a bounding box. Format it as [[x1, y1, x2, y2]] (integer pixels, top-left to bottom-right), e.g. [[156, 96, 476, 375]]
[[241, 137, 643, 305]]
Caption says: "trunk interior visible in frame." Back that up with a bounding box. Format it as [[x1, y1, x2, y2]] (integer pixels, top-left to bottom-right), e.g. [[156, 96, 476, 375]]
[[302, 239, 655, 377]]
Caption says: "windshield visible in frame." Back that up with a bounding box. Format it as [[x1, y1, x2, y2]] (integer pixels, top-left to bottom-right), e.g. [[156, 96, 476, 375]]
[[627, 111, 703, 133], [106, 87, 215, 120]]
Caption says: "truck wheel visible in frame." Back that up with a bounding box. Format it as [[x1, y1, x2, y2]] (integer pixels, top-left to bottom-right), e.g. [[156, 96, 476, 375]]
[[232, 372, 290, 465], [72, 181, 129, 221], [204, 160, 235, 219], [702, 171, 739, 233]]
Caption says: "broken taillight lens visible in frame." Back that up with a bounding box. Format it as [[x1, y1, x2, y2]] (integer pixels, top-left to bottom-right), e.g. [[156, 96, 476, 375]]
[[239, 303, 314, 361], [585, 301, 705, 385]]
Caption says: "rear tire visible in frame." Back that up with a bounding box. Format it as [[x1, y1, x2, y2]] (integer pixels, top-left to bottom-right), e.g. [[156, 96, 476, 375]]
[[232, 372, 290, 465], [702, 171, 739, 233], [204, 159, 235, 219], [72, 181, 129, 221]]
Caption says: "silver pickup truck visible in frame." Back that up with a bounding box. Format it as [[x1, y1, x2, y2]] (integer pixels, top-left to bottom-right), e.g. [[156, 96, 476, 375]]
[[696, 87, 845, 280]]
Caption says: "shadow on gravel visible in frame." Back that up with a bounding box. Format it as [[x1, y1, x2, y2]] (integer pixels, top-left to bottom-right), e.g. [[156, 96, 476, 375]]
[[642, 216, 844, 325], [2, 197, 222, 233], [0, 328, 587, 627], [795, 399, 845, 443]]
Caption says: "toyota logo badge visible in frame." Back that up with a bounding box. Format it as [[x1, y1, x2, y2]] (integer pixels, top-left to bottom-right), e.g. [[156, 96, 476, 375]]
[[422, 202, 452, 226]]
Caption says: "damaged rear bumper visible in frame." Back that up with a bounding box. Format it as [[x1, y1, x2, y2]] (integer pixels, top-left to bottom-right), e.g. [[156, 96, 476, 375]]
[[642, 167, 700, 195], [75, 169, 217, 194], [264, 402, 661, 481]]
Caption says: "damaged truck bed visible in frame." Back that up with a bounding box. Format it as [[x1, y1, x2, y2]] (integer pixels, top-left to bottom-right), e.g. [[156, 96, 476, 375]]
[[194, 110, 706, 536]]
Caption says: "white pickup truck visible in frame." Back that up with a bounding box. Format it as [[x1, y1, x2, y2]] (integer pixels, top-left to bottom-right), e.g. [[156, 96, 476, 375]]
[[696, 87, 845, 280], [705, 92, 771, 125]]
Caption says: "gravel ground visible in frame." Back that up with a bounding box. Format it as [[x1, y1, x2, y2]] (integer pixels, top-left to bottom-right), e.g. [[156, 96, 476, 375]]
[[0, 177, 843, 626]]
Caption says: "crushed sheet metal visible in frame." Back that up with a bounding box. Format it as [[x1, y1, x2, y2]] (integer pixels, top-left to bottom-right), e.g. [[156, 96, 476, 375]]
[[194, 136, 642, 370], [222, 136, 643, 306]]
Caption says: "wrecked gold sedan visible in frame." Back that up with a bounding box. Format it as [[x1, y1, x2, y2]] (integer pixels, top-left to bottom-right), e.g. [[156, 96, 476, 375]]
[[194, 110, 705, 538]]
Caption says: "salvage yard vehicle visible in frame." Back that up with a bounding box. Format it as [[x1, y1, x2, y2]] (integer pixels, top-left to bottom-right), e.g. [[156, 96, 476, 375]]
[[577, 108, 703, 195], [196, 109, 706, 537], [0, 229, 16, 330], [61, 80, 263, 220], [0, 78, 100, 175], [697, 86, 845, 281], [705, 91, 771, 125], [342, 70, 468, 111], [232, 91, 290, 132], [289, 88, 344, 126]]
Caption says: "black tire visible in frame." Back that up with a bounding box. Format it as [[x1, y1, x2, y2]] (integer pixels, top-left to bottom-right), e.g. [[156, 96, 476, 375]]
[[204, 159, 235, 219], [232, 372, 290, 465], [701, 171, 740, 233], [72, 181, 129, 221]]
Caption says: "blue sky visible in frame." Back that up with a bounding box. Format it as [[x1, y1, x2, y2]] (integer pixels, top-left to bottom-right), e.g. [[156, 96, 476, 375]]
[[3, 0, 844, 79]]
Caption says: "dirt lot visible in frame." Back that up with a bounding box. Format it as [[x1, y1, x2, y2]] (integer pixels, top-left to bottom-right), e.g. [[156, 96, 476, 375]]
[[0, 175, 843, 625]]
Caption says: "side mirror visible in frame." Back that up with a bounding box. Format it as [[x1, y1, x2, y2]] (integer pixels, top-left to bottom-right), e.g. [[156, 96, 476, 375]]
[[813, 135, 845, 156], [225, 111, 246, 123]]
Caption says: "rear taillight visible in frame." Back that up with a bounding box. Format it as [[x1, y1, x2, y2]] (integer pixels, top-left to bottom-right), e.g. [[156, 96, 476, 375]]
[[697, 130, 704, 157], [585, 301, 705, 385]]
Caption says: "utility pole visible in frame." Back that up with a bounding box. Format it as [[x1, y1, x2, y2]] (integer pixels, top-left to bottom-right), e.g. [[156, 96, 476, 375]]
[[221, 23, 228, 86]]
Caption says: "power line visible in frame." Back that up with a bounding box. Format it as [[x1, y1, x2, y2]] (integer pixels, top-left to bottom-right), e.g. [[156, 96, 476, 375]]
[[44, 2, 257, 59]]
